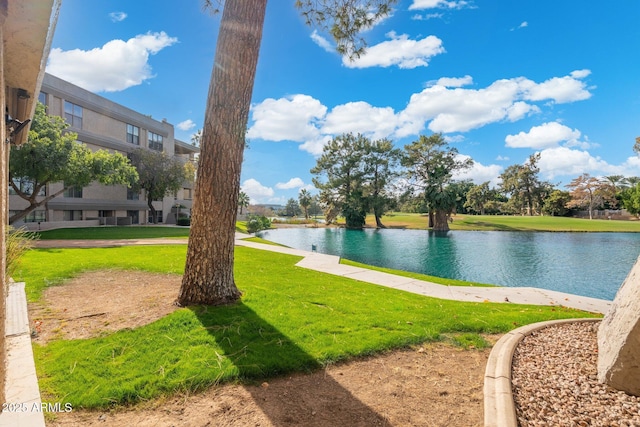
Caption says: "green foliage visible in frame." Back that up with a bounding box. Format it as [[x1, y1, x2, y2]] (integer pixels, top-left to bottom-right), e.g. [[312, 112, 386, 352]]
[[246, 215, 272, 233], [25, 245, 593, 408], [464, 182, 493, 215], [237, 191, 250, 214], [312, 133, 399, 229], [176, 218, 191, 226], [9, 103, 138, 224], [128, 149, 193, 223], [284, 198, 302, 217], [498, 153, 552, 216], [620, 184, 640, 217], [295, 0, 397, 60], [542, 190, 572, 216], [298, 188, 312, 219], [402, 134, 473, 231], [5, 227, 37, 280]]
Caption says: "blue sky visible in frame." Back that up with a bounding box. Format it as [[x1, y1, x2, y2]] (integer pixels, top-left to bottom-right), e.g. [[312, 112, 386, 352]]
[[48, 0, 640, 205]]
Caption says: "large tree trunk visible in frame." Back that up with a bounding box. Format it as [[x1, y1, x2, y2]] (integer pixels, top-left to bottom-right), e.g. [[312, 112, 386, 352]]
[[178, 0, 267, 306], [432, 210, 450, 232]]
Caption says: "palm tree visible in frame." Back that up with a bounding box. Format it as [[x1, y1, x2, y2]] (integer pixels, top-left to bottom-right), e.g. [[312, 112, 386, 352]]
[[238, 191, 250, 215], [298, 188, 312, 219]]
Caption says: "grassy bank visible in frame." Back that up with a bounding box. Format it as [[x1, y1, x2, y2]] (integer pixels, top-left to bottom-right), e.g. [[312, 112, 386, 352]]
[[23, 245, 595, 409], [371, 213, 640, 232]]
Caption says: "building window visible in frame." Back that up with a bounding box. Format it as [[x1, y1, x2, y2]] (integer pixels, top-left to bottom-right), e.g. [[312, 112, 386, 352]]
[[38, 92, 47, 105], [64, 101, 83, 128], [10, 210, 46, 223], [9, 178, 45, 196], [148, 132, 163, 151], [63, 185, 83, 198], [149, 210, 163, 223], [183, 188, 192, 200], [63, 210, 83, 221], [127, 188, 140, 200], [127, 210, 140, 225], [127, 124, 140, 145]]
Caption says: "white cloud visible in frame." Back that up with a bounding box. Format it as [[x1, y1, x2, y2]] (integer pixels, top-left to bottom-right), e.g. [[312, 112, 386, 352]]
[[453, 155, 503, 186], [344, 32, 445, 69], [109, 12, 127, 22], [276, 177, 305, 190], [247, 71, 594, 157], [241, 179, 274, 204], [505, 122, 582, 149], [522, 70, 592, 103], [409, 0, 471, 10], [299, 135, 332, 156], [434, 75, 473, 88], [247, 94, 326, 142], [396, 71, 592, 135], [47, 32, 178, 92], [536, 147, 616, 180], [177, 119, 196, 131], [411, 13, 444, 20], [511, 21, 528, 31], [322, 102, 399, 140], [310, 30, 333, 53], [496, 155, 510, 161]]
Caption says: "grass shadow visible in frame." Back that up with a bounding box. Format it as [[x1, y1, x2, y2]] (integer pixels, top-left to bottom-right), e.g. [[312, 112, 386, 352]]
[[190, 303, 391, 426]]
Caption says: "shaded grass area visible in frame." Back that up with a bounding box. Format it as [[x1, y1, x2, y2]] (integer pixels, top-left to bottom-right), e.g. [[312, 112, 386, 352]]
[[339, 259, 496, 287], [26, 245, 596, 409]]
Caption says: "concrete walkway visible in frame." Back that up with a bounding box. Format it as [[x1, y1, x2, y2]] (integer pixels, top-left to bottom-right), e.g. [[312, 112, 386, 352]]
[[7, 233, 611, 425]]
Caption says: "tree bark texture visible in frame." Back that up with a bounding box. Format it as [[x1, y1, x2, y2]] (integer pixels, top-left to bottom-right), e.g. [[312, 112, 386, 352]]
[[178, 0, 267, 306], [432, 210, 450, 232]]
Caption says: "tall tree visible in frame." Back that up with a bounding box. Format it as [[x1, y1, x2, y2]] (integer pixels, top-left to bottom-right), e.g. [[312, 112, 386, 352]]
[[402, 134, 473, 231], [363, 138, 401, 228], [566, 173, 614, 219], [298, 188, 312, 219], [499, 154, 546, 216], [9, 103, 138, 224], [542, 189, 571, 216], [128, 149, 194, 224], [311, 133, 369, 229], [285, 198, 302, 217], [179, 0, 396, 306], [464, 182, 493, 215]]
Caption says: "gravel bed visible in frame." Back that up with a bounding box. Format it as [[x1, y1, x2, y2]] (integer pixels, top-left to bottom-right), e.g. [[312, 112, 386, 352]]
[[511, 321, 640, 426]]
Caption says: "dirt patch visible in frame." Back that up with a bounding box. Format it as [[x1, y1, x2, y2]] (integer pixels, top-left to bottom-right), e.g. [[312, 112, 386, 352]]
[[31, 270, 495, 427]]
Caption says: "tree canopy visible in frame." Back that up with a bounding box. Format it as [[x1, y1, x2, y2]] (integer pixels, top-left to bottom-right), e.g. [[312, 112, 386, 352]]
[[128, 148, 195, 224], [9, 103, 138, 224], [402, 133, 473, 231]]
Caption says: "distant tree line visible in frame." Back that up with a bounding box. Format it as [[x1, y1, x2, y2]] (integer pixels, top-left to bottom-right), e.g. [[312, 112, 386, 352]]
[[305, 132, 640, 231]]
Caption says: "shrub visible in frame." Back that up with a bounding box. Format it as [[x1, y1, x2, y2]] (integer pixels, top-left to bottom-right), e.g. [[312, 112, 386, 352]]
[[176, 217, 191, 226], [6, 226, 37, 281], [246, 215, 271, 233]]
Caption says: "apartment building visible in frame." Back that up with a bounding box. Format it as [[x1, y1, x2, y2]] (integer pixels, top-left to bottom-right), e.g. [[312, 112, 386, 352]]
[[9, 72, 199, 229]]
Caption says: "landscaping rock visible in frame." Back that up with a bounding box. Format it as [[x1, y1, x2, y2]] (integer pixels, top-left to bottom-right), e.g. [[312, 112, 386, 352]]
[[598, 255, 640, 396]]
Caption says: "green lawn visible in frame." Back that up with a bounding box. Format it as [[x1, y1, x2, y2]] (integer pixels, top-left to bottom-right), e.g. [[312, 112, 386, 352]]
[[22, 245, 596, 409], [35, 226, 191, 240], [367, 212, 640, 232]]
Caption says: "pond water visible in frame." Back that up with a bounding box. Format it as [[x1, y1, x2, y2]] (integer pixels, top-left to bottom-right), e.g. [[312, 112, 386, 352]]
[[257, 228, 640, 301]]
